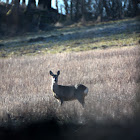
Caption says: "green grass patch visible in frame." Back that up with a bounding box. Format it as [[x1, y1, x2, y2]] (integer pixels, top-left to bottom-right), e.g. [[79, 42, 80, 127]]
[[0, 17, 139, 57]]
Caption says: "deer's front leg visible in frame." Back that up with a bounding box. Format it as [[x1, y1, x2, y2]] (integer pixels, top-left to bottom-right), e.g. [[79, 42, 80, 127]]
[[60, 99, 64, 106]]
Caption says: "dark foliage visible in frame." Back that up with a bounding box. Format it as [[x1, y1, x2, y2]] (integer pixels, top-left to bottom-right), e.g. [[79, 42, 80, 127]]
[[0, 2, 60, 36], [0, 0, 139, 36], [62, 0, 140, 22]]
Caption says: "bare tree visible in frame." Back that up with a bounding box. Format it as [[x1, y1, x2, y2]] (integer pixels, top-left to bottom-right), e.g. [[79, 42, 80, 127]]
[[56, 0, 59, 12], [95, 0, 103, 22], [75, 0, 80, 21], [81, 0, 86, 22], [63, 0, 69, 16], [70, 0, 74, 20]]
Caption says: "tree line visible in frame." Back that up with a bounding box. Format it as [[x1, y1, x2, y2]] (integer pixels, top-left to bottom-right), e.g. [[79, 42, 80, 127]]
[[2, 0, 52, 10], [0, 0, 57, 35], [0, 0, 139, 36], [2, 0, 140, 21], [60, 0, 140, 22]]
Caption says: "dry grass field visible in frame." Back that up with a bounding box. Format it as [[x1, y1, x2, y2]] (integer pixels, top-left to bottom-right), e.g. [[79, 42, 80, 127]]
[[0, 45, 140, 139], [0, 17, 140, 139]]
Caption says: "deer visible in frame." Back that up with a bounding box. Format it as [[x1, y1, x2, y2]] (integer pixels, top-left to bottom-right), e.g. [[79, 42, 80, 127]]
[[49, 70, 88, 107]]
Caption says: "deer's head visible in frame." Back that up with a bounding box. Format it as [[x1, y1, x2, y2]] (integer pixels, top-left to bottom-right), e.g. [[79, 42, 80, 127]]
[[49, 70, 60, 84]]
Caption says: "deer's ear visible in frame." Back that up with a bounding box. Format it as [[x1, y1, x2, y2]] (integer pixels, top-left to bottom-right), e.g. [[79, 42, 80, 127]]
[[50, 71, 54, 76], [57, 70, 60, 75]]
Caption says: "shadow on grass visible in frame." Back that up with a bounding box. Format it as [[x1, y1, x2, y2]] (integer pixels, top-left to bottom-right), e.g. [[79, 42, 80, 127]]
[[0, 116, 140, 140]]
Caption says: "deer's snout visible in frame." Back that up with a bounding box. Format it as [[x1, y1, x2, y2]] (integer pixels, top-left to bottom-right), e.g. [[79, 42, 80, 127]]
[[53, 77, 58, 83]]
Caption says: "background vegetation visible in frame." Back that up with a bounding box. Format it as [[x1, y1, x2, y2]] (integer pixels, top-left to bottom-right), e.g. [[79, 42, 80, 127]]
[[0, 0, 140, 139], [0, 17, 139, 57], [0, 0, 139, 36]]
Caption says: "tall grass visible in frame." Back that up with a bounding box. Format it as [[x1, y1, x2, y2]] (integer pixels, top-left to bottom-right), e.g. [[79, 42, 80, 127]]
[[0, 46, 139, 128]]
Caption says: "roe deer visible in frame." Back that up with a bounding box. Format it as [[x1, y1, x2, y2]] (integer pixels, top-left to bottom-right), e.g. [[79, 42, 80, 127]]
[[49, 70, 88, 107]]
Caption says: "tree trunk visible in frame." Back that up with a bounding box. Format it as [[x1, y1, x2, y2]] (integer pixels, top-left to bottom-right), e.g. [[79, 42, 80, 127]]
[[38, 0, 45, 9], [63, 0, 68, 15], [13, 0, 20, 7], [28, 0, 36, 8], [118, 0, 123, 18], [75, 0, 80, 21], [81, 0, 86, 22], [12, 0, 20, 31], [103, 0, 111, 18], [56, 0, 58, 12], [132, 0, 139, 16], [38, 0, 51, 10], [96, 0, 103, 22], [63, 0, 69, 20], [70, 0, 73, 21], [44, 0, 51, 9]]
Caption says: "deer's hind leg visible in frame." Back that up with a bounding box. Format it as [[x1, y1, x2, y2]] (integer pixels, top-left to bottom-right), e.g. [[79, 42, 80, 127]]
[[60, 99, 64, 106]]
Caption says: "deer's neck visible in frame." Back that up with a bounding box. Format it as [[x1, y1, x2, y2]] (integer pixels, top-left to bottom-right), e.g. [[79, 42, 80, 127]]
[[51, 81, 58, 92]]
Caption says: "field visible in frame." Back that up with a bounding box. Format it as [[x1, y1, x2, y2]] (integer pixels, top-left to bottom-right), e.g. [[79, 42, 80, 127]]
[[0, 17, 140, 139]]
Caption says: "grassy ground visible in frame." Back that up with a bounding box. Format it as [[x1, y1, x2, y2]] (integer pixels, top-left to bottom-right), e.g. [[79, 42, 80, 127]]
[[0, 17, 140, 139], [0, 17, 139, 57], [0, 46, 140, 139]]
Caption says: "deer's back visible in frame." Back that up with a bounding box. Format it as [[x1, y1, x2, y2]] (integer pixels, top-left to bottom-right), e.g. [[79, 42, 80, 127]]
[[56, 85, 76, 101], [53, 84, 88, 101]]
